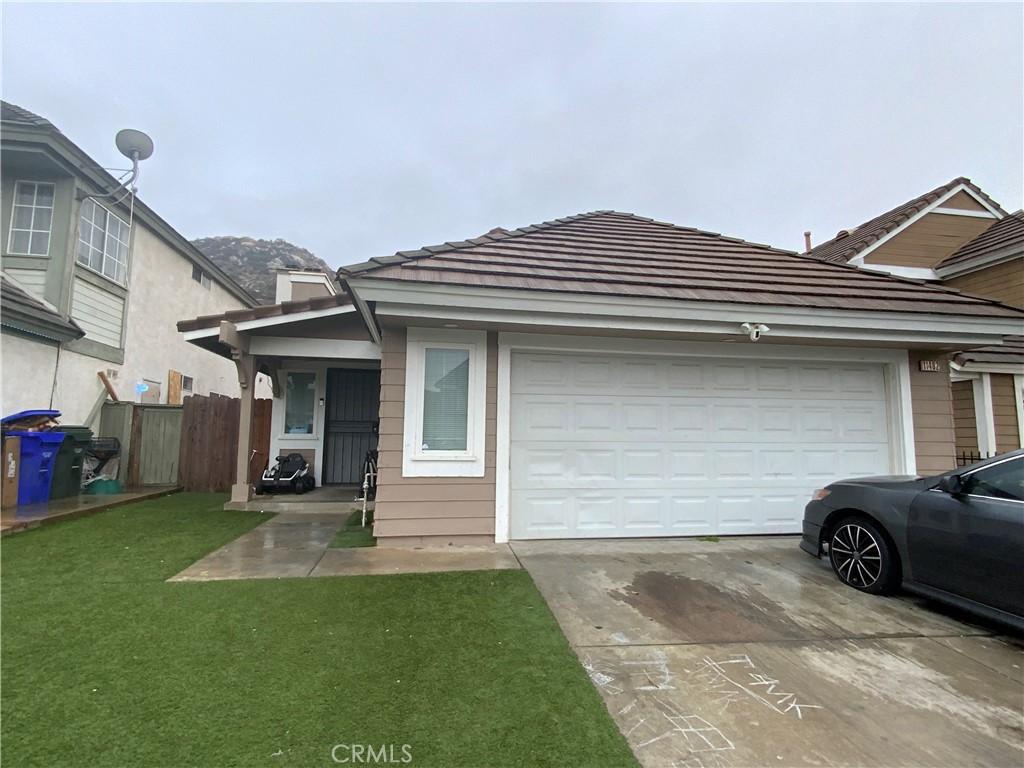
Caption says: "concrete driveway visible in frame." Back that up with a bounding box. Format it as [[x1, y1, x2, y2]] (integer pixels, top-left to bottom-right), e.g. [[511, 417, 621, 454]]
[[513, 536, 1023, 768]]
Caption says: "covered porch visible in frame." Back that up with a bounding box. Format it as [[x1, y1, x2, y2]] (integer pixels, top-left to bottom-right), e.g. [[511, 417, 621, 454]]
[[177, 292, 383, 509]]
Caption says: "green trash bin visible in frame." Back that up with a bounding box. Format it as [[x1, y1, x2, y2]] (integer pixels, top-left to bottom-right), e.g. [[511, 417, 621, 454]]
[[50, 426, 94, 500]]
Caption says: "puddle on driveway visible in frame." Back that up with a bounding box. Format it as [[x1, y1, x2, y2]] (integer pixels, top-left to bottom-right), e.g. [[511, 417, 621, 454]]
[[610, 570, 806, 642]]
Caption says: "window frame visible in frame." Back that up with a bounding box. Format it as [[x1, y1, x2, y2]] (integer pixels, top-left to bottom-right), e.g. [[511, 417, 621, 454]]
[[402, 327, 487, 478], [7, 180, 56, 257], [76, 197, 131, 286], [281, 368, 320, 439], [192, 264, 212, 290]]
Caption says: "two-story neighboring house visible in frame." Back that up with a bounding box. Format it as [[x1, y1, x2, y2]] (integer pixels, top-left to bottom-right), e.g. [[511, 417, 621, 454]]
[[806, 177, 1024, 460], [1, 101, 260, 422]]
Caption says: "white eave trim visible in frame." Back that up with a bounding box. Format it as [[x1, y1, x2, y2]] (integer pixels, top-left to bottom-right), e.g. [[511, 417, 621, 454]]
[[951, 361, 1024, 375], [350, 278, 1024, 347], [181, 304, 358, 341], [849, 183, 1004, 266], [859, 264, 939, 281], [248, 336, 380, 360], [931, 206, 998, 219], [935, 248, 1024, 280]]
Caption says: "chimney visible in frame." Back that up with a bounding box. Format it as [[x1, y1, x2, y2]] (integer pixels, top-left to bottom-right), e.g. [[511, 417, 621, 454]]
[[803, 231, 813, 252]]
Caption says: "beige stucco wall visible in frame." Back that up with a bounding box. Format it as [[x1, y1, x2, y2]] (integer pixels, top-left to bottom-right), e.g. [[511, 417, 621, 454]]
[[0, 333, 60, 415], [2, 222, 266, 423], [119, 225, 251, 405], [373, 325, 497, 546]]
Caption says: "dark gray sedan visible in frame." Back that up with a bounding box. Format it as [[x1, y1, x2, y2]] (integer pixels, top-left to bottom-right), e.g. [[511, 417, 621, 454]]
[[802, 450, 1024, 632]]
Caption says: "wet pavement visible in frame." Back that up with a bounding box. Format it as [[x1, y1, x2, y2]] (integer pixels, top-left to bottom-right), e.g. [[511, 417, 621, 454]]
[[1, 486, 179, 535], [170, 513, 520, 581], [512, 536, 1024, 768]]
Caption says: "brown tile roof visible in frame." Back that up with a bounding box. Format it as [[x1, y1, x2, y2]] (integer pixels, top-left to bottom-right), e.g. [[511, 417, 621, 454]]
[[338, 210, 1024, 319], [954, 336, 1024, 367], [937, 210, 1024, 270], [805, 177, 1007, 264], [177, 293, 351, 332]]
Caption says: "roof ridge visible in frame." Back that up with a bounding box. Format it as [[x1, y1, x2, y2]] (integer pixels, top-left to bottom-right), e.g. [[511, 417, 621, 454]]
[[337, 210, 613, 277], [805, 176, 1008, 263]]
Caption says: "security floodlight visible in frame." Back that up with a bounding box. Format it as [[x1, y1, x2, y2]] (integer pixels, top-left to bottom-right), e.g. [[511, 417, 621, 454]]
[[115, 128, 154, 161]]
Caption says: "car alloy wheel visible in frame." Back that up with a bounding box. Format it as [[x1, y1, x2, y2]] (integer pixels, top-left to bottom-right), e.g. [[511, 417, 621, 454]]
[[830, 522, 884, 589]]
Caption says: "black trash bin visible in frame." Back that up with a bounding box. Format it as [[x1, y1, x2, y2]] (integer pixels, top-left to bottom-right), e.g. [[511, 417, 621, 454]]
[[50, 426, 94, 500]]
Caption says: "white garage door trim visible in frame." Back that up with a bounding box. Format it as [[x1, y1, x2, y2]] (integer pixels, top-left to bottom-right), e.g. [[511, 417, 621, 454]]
[[494, 333, 916, 543]]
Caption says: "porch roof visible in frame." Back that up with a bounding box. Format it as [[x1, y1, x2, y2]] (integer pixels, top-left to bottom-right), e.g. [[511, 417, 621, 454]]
[[177, 293, 352, 333]]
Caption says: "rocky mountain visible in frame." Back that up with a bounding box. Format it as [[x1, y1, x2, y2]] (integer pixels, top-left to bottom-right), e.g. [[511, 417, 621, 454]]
[[192, 236, 333, 304]]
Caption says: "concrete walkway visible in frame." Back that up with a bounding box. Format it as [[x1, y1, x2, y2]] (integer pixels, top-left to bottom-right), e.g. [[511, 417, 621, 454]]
[[513, 537, 1024, 768], [170, 513, 519, 581]]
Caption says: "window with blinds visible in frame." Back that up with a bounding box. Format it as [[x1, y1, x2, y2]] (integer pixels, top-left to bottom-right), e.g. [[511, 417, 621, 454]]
[[421, 348, 470, 451]]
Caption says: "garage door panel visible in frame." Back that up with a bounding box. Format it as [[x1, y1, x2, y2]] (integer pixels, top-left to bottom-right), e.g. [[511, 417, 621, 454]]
[[669, 496, 715, 531], [577, 496, 618, 532], [510, 352, 892, 539]]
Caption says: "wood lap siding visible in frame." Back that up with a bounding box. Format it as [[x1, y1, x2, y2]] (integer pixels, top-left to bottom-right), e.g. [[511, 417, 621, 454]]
[[951, 380, 979, 454], [992, 374, 1022, 453], [863, 213, 994, 269], [908, 353, 957, 475], [373, 325, 498, 543], [946, 259, 1024, 309], [71, 276, 124, 347], [941, 191, 989, 212]]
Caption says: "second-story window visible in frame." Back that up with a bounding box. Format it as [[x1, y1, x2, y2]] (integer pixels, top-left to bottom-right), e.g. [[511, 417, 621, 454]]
[[191, 264, 211, 289], [76, 198, 130, 284], [8, 181, 55, 256]]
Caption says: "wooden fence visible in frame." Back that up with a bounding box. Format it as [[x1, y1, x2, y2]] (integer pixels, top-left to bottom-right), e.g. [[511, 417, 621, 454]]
[[176, 394, 272, 492]]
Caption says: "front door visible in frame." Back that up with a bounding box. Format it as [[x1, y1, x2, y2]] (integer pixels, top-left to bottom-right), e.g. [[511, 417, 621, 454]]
[[322, 368, 380, 485]]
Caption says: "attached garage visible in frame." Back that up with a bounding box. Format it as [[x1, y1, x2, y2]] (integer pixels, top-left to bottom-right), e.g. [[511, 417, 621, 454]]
[[509, 350, 892, 539]]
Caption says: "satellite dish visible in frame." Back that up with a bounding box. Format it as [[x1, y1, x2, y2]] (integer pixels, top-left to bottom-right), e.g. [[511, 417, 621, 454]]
[[115, 128, 154, 161]]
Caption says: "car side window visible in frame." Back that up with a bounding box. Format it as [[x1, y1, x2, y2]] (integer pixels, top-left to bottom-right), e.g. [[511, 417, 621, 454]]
[[962, 457, 1024, 501]]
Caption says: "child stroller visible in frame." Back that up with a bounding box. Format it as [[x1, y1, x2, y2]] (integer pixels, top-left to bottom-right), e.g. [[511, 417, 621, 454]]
[[255, 452, 315, 495]]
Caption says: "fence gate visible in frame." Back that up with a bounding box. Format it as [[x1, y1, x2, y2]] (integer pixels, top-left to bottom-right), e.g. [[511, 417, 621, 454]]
[[177, 394, 272, 492], [128, 405, 183, 486]]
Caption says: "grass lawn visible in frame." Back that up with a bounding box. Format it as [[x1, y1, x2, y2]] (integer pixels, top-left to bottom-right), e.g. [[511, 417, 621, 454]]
[[330, 509, 376, 549], [2, 493, 636, 767]]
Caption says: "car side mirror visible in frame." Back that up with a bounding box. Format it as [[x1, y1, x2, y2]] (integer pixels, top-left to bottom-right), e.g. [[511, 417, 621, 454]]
[[937, 474, 964, 495]]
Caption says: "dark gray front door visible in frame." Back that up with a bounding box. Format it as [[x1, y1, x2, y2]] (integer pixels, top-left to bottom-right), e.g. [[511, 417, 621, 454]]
[[323, 368, 380, 485]]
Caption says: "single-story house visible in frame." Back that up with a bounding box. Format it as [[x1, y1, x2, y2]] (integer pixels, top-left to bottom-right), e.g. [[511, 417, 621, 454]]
[[805, 178, 1024, 460], [179, 210, 1024, 545]]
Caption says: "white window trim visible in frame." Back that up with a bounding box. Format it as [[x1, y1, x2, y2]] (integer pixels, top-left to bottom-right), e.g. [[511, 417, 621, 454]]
[[76, 197, 131, 287], [280, 368, 321, 441], [972, 372, 997, 457], [402, 327, 487, 478], [7, 180, 55, 257], [494, 333, 917, 543], [1015, 374, 1024, 450]]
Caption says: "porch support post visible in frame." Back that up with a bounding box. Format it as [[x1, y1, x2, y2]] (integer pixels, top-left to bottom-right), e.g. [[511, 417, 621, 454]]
[[231, 352, 256, 504], [220, 321, 255, 504]]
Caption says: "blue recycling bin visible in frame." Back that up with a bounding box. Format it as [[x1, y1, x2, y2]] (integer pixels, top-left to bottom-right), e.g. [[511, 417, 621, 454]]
[[8, 431, 66, 505]]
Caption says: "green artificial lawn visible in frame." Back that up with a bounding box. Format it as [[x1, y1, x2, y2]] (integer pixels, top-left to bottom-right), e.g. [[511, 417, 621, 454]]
[[330, 509, 377, 548], [2, 493, 636, 768]]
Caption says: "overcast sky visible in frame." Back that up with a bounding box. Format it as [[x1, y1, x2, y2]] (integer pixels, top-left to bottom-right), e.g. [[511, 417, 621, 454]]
[[3, 3, 1021, 267]]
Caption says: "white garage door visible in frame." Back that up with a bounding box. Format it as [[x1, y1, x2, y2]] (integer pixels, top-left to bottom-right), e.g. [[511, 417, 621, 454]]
[[509, 351, 892, 539]]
